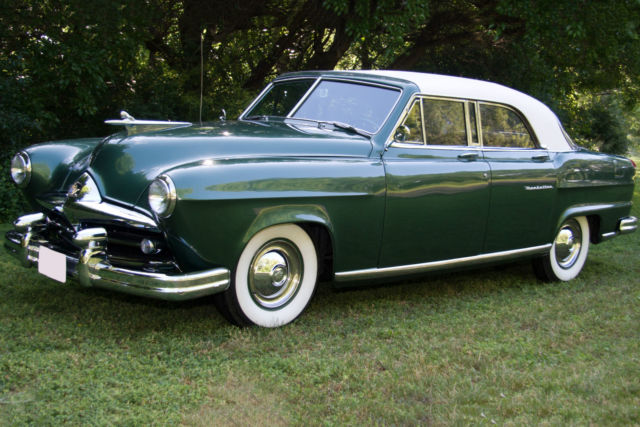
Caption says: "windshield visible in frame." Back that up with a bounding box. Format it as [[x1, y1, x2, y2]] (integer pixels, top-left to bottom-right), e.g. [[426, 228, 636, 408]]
[[245, 79, 315, 118], [244, 78, 401, 134]]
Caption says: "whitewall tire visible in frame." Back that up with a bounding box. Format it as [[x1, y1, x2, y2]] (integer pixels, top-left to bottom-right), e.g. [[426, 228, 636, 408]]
[[533, 216, 590, 282], [218, 224, 318, 327]]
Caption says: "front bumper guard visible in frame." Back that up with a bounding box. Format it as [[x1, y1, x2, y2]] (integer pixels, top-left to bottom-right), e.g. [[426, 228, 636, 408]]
[[4, 213, 230, 301]]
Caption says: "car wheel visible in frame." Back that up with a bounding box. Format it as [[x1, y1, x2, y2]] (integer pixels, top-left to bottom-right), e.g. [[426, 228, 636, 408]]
[[533, 216, 590, 282], [217, 224, 318, 327]]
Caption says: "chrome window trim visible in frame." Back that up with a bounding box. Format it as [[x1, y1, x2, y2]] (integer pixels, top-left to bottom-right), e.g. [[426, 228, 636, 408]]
[[335, 244, 552, 281], [285, 77, 322, 118], [464, 102, 473, 146], [387, 94, 547, 151], [386, 93, 425, 148], [481, 147, 550, 153], [467, 101, 481, 146], [559, 121, 578, 151], [422, 97, 468, 147], [239, 82, 274, 120], [389, 143, 483, 151], [478, 101, 541, 149], [394, 98, 425, 145], [387, 94, 473, 149], [475, 102, 484, 147], [288, 77, 403, 135], [239, 76, 319, 120], [420, 98, 427, 144]]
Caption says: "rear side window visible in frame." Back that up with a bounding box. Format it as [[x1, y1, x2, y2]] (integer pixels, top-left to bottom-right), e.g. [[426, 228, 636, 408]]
[[480, 104, 535, 148]]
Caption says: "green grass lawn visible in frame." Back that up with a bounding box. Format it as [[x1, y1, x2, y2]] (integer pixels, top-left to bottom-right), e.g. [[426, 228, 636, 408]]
[[1, 181, 639, 425]]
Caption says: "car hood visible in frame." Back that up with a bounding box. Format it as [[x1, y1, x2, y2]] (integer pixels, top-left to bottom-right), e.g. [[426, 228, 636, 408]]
[[88, 120, 372, 207]]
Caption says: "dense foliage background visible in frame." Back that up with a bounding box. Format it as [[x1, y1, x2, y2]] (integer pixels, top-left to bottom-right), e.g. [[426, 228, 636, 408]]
[[2, 0, 640, 219]]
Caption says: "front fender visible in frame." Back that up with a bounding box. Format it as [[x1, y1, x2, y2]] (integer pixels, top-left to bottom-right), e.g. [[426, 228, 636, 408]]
[[158, 157, 386, 272], [21, 137, 104, 209]]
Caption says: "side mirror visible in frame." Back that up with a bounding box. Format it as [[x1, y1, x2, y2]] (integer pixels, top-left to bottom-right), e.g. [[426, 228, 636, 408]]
[[394, 124, 411, 143]]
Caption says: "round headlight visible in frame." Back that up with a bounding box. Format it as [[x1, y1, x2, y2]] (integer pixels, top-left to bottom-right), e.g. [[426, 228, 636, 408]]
[[148, 175, 176, 218], [11, 151, 31, 187]]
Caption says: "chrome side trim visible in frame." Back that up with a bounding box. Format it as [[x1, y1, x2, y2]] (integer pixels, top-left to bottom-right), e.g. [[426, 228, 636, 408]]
[[61, 172, 157, 229], [335, 244, 552, 281], [70, 201, 157, 229]]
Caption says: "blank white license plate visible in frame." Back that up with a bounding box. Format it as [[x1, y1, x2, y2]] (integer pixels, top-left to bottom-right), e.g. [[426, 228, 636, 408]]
[[38, 246, 67, 283]]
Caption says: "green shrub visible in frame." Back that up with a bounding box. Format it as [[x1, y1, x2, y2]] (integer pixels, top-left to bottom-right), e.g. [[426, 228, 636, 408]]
[[0, 157, 29, 222]]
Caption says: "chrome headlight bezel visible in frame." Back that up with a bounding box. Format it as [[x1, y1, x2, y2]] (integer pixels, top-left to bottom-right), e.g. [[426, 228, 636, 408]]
[[10, 151, 32, 187], [148, 175, 177, 218]]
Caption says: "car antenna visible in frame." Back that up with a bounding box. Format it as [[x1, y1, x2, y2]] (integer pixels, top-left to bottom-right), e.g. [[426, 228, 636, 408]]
[[199, 28, 206, 126]]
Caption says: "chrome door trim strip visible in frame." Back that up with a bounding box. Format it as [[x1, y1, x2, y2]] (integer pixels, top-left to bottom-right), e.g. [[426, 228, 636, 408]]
[[334, 244, 552, 281]]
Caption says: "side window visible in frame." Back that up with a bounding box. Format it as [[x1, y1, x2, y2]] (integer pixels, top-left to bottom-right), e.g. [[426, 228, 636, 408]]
[[480, 104, 535, 148], [395, 99, 424, 144], [423, 99, 467, 146]]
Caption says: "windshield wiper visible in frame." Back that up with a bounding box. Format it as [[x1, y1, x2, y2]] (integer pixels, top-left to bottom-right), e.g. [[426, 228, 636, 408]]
[[318, 121, 371, 139]]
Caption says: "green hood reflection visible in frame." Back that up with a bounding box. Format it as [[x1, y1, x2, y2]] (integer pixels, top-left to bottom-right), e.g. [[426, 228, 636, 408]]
[[89, 120, 372, 206]]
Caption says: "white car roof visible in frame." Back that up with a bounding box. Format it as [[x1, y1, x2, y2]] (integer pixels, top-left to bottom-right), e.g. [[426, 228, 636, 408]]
[[354, 70, 572, 152]]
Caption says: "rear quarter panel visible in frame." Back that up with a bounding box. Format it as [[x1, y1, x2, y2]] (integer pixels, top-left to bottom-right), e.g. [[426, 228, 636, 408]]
[[553, 150, 635, 239]]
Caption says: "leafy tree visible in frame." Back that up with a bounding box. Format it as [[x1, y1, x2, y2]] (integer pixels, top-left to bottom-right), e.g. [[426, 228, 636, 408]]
[[1, 0, 639, 220]]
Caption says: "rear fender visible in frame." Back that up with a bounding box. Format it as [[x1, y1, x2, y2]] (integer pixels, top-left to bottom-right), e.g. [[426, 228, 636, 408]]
[[555, 202, 632, 241]]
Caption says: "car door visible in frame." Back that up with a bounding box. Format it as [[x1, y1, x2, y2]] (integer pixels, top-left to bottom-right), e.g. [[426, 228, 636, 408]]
[[379, 97, 491, 268], [478, 102, 557, 252]]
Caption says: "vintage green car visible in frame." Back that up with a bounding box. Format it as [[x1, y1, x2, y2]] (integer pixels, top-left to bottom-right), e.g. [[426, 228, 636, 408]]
[[5, 70, 638, 327]]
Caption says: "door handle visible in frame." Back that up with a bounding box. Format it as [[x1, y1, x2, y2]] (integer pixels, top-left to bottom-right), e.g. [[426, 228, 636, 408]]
[[458, 152, 479, 161], [532, 154, 550, 162]]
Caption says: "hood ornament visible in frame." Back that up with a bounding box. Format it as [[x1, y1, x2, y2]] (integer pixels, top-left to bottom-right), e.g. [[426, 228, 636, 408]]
[[105, 110, 191, 136]]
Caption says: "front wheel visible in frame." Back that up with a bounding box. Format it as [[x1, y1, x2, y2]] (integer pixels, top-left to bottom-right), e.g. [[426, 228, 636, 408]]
[[216, 224, 318, 327], [533, 216, 590, 282]]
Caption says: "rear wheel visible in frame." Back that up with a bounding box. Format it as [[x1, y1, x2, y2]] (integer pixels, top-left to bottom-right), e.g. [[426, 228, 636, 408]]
[[533, 216, 590, 282], [216, 224, 318, 327]]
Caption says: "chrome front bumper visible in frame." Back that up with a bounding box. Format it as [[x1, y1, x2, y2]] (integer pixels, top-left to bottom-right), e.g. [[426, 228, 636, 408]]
[[4, 213, 230, 301]]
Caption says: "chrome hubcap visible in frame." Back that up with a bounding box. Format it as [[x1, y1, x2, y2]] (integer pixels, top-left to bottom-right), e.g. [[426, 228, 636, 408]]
[[554, 219, 582, 269], [248, 240, 302, 309]]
